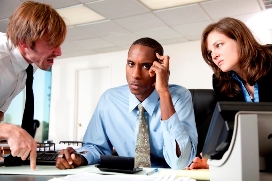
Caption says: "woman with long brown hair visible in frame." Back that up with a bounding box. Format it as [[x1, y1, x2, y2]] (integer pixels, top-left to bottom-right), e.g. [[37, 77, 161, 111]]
[[187, 17, 272, 169]]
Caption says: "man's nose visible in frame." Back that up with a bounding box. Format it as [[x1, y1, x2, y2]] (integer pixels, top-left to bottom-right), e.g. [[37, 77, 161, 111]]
[[132, 66, 141, 79], [53, 46, 62, 56]]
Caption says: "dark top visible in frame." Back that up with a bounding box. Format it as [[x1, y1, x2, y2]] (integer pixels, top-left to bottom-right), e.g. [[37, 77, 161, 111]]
[[212, 68, 272, 102]]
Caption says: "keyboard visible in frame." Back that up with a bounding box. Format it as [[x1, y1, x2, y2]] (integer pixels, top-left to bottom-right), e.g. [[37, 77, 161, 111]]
[[4, 141, 83, 166], [23, 150, 59, 165], [24, 141, 83, 165]]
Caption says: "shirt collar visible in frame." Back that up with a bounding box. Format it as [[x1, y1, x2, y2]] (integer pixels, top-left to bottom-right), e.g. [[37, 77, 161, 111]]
[[231, 71, 245, 83], [10, 47, 29, 75], [128, 89, 159, 116]]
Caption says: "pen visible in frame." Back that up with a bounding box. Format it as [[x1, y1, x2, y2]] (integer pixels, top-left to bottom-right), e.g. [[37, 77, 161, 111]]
[[146, 168, 158, 176]]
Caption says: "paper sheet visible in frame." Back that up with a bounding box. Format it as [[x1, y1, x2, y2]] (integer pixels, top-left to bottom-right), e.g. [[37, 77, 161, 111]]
[[49, 172, 198, 181], [49, 172, 158, 181], [160, 169, 210, 180]]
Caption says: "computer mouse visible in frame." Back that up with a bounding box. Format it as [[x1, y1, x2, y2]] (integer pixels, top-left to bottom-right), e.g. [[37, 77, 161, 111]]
[[4, 154, 22, 166]]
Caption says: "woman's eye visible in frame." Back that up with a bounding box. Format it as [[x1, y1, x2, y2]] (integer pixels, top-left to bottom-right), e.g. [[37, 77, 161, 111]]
[[217, 43, 222, 48]]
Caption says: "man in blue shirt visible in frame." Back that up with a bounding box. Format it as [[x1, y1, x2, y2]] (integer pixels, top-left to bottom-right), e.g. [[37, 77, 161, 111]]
[[56, 37, 197, 170]]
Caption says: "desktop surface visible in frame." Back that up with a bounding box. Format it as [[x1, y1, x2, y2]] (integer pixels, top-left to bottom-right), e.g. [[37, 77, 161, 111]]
[[0, 165, 210, 181], [0, 175, 56, 181]]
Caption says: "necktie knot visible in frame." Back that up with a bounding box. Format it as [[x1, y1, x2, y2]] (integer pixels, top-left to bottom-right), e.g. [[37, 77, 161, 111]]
[[138, 104, 145, 116], [26, 64, 33, 85]]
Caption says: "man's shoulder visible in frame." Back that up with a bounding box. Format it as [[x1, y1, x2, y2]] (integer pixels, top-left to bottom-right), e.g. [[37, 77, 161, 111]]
[[169, 84, 190, 94], [0, 33, 12, 58], [102, 84, 130, 97], [0, 33, 8, 45]]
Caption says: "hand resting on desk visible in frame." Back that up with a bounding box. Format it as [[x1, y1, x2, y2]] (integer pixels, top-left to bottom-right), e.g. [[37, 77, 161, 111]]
[[186, 153, 209, 170], [56, 147, 87, 169]]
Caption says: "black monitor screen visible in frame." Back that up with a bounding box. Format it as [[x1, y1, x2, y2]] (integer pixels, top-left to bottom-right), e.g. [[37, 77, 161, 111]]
[[202, 101, 272, 160]]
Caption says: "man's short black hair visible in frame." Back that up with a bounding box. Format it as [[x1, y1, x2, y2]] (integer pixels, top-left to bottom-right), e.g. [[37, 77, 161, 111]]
[[130, 37, 164, 56]]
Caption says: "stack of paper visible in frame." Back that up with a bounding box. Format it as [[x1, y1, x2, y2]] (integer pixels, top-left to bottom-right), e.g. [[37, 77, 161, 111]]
[[159, 169, 210, 180]]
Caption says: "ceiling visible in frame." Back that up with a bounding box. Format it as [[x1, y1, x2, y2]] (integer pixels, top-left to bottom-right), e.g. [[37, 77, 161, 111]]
[[0, 0, 269, 59]]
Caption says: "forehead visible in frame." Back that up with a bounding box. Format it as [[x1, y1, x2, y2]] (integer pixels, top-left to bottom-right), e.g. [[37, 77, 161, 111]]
[[35, 36, 50, 46], [128, 45, 155, 61], [207, 31, 229, 46]]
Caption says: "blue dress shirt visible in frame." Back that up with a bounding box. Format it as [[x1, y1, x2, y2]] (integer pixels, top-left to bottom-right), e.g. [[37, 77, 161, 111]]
[[76, 84, 197, 169], [231, 72, 259, 102]]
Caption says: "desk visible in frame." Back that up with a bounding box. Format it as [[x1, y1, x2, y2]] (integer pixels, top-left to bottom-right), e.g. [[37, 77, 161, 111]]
[[0, 175, 56, 181], [0, 165, 210, 181]]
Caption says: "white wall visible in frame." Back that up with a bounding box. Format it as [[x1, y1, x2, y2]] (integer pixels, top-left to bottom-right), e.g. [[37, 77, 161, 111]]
[[49, 40, 213, 142]]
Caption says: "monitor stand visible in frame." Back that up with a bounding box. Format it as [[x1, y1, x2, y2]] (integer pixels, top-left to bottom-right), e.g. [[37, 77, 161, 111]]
[[208, 112, 272, 181]]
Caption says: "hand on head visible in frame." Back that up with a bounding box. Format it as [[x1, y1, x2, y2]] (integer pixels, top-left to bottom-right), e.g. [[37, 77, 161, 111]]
[[56, 147, 85, 170], [7, 125, 37, 170], [149, 53, 170, 93], [186, 153, 209, 170]]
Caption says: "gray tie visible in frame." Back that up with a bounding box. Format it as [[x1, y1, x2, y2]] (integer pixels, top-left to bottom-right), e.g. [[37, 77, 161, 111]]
[[134, 104, 151, 168]]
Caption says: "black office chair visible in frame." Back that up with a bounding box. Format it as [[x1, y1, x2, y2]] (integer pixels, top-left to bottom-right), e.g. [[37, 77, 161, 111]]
[[189, 89, 217, 157]]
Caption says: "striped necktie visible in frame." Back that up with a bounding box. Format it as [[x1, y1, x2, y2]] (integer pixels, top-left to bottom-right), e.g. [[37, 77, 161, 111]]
[[134, 103, 151, 168]]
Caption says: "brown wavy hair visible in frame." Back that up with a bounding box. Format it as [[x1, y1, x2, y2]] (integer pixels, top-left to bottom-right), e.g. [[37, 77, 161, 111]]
[[7, 1, 67, 48], [201, 17, 272, 97]]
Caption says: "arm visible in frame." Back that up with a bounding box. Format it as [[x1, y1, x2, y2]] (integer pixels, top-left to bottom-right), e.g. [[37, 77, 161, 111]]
[[56, 147, 88, 169], [149, 54, 197, 169], [0, 123, 37, 170], [56, 93, 113, 169], [149, 54, 180, 155]]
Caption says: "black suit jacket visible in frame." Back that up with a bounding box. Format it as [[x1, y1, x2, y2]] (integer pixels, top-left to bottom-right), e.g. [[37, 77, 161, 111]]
[[212, 69, 272, 102]]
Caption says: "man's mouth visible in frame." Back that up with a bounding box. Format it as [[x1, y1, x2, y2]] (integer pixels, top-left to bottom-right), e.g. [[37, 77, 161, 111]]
[[47, 59, 54, 63], [131, 83, 140, 89]]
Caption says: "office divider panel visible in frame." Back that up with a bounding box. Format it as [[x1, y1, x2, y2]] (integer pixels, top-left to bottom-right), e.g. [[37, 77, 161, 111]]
[[209, 112, 272, 181]]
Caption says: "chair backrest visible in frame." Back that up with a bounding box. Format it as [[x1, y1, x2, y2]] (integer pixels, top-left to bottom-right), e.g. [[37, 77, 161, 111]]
[[189, 89, 217, 157]]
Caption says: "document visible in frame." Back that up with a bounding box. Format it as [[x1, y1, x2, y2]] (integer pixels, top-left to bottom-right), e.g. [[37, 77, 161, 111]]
[[49, 172, 158, 181], [49, 172, 197, 181], [160, 169, 210, 180]]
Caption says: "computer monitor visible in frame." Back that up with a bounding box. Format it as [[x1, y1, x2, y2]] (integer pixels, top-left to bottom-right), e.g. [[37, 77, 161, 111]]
[[202, 101, 272, 160]]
